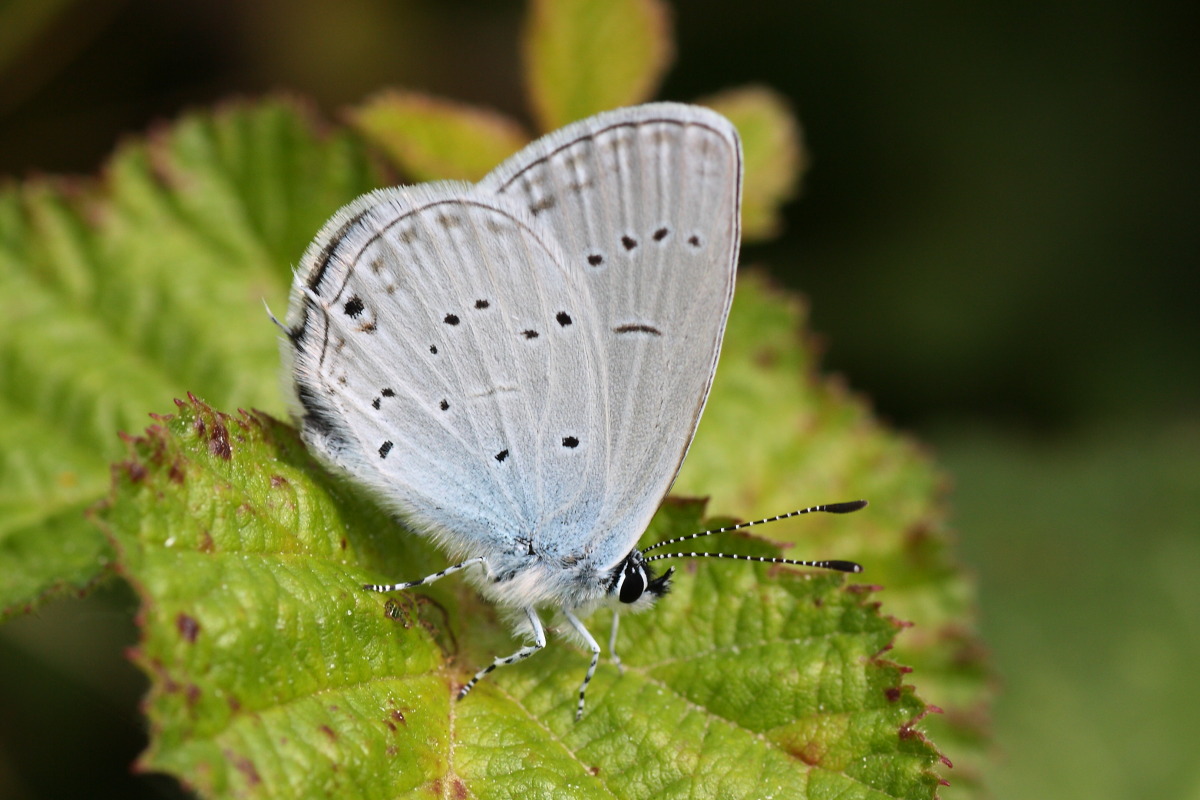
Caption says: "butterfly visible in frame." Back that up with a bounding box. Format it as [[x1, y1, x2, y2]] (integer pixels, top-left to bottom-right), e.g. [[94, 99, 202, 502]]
[[280, 103, 863, 719]]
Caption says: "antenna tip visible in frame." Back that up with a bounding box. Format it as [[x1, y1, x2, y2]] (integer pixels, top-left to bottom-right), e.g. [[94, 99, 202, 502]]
[[824, 500, 868, 514], [826, 560, 864, 573]]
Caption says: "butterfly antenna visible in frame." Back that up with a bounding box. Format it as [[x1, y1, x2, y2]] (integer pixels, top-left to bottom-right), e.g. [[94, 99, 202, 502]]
[[641, 500, 866, 573]]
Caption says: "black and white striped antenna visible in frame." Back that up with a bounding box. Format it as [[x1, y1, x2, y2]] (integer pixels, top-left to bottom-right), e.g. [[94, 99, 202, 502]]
[[641, 500, 866, 572]]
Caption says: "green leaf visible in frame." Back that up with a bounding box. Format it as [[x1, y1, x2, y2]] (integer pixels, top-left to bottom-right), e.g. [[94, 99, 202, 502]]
[[0, 101, 381, 618], [523, 0, 673, 131], [703, 87, 808, 242], [677, 273, 986, 790], [97, 396, 947, 799], [350, 91, 530, 182]]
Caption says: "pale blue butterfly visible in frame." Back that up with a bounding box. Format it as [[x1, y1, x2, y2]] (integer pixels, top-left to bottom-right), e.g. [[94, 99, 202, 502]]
[[280, 103, 863, 719]]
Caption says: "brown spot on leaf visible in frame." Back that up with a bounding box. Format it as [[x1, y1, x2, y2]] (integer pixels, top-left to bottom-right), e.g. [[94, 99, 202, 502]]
[[186, 684, 202, 706], [228, 752, 261, 786], [885, 686, 902, 702], [319, 724, 337, 741], [790, 740, 824, 766], [176, 613, 201, 643], [203, 416, 232, 459], [126, 460, 148, 483], [168, 459, 185, 484], [270, 474, 288, 488]]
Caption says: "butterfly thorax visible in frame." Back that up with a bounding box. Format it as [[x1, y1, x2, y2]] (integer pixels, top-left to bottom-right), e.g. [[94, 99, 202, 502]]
[[465, 544, 671, 613]]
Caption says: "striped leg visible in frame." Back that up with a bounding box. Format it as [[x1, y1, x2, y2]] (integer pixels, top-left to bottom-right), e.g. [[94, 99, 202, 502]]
[[363, 556, 486, 592], [458, 607, 545, 700], [563, 609, 601, 721], [608, 610, 624, 674]]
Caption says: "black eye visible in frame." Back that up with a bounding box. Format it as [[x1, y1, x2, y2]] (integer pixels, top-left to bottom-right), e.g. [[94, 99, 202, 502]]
[[618, 565, 646, 604]]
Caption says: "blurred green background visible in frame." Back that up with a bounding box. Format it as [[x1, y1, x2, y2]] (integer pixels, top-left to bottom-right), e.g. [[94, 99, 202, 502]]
[[1, 1, 1196, 798]]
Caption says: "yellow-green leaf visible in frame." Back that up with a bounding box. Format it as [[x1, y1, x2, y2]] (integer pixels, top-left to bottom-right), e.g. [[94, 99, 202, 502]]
[[703, 86, 807, 241], [350, 90, 530, 182], [96, 396, 947, 799], [523, 0, 673, 131]]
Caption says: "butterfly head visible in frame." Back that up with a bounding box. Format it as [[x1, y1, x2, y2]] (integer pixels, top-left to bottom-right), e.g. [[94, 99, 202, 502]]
[[607, 549, 674, 610]]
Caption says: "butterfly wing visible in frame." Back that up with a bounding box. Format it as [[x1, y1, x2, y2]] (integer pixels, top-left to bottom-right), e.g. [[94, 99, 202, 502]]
[[480, 103, 742, 570], [284, 184, 614, 562]]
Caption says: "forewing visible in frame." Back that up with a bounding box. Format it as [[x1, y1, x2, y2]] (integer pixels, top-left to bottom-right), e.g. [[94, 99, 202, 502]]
[[480, 103, 742, 568], [284, 185, 610, 560]]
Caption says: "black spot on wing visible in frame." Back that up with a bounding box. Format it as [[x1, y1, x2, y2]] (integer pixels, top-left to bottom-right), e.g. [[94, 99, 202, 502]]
[[373, 387, 396, 410], [556, 312, 572, 327], [495, 449, 509, 462], [444, 314, 460, 326], [343, 296, 365, 318], [379, 440, 394, 459], [621, 235, 637, 251], [653, 227, 669, 241], [587, 254, 604, 267], [613, 323, 663, 336], [562, 436, 579, 448]]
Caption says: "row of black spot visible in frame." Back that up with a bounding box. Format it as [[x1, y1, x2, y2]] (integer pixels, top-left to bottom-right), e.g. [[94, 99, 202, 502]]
[[492, 434, 580, 463], [439, 301, 574, 345], [585, 226, 702, 268], [373, 387, 450, 414], [378, 436, 581, 462], [339, 290, 576, 346]]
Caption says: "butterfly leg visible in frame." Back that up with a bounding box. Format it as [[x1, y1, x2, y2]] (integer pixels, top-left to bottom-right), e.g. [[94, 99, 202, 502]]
[[363, 556, 487, 592], [563, 609, 602, 721], [608, 610, 624, 674], [458, 607, 545, 700]]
